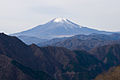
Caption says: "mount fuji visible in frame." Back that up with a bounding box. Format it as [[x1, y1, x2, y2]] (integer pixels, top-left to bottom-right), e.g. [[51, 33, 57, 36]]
[[12, 18, 112, 40]]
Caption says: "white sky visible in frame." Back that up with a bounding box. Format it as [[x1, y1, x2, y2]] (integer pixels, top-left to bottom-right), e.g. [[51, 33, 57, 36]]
[[0, 0, 120, 34]]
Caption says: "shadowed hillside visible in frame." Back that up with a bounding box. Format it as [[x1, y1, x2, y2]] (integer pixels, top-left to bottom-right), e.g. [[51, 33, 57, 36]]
[[0, 33, 105, 80], [95, 66, 120, 80]]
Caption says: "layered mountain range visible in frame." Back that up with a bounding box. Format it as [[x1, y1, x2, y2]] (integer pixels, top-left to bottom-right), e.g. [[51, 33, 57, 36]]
[[38, 33, 120, 51], [0, 33, 120, 80], [1, 18, 120, 80], [12, 18, 112, 44], [1, 31, 120, 80], [0, 33, 107, 80], [0, 33, 54, 80]]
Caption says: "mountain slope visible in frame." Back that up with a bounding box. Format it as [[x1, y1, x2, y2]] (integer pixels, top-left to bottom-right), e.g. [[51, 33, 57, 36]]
[[95, 66, 120, 80], [90, 44, 120, 69], [0, 33, 37, 68], [30, 44, 105, 80], [12, 18, 111, 39], [0, 54, 53, 80], [0, 33, 54, 80], [0, 54, 33, 80]]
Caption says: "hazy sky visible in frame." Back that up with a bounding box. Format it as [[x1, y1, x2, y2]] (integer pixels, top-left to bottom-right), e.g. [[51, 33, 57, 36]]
[[0, 0, 120, 34]]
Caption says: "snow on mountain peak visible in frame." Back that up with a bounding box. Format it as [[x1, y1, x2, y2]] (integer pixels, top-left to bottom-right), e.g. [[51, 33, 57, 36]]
[[12, 17, 111, 39], [51, 17, 83, 29], [53, 18, 67, 22]]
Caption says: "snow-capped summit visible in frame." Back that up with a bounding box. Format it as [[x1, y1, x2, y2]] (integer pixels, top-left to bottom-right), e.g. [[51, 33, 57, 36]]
[[51, 18, 82, 28], [12, 18, 111, 39], [53, 18, 67, 23], [46, 17, 82, 29]]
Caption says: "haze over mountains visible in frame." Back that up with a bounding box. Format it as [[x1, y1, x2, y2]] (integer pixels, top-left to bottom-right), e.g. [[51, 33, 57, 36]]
[[12, 18, 112, 44]]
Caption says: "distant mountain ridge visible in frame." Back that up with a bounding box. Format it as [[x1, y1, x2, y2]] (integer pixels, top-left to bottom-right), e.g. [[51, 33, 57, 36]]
[[38, 33, 120, 51], [18, 35, 47, 44], [12, 18, 112, 40]]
